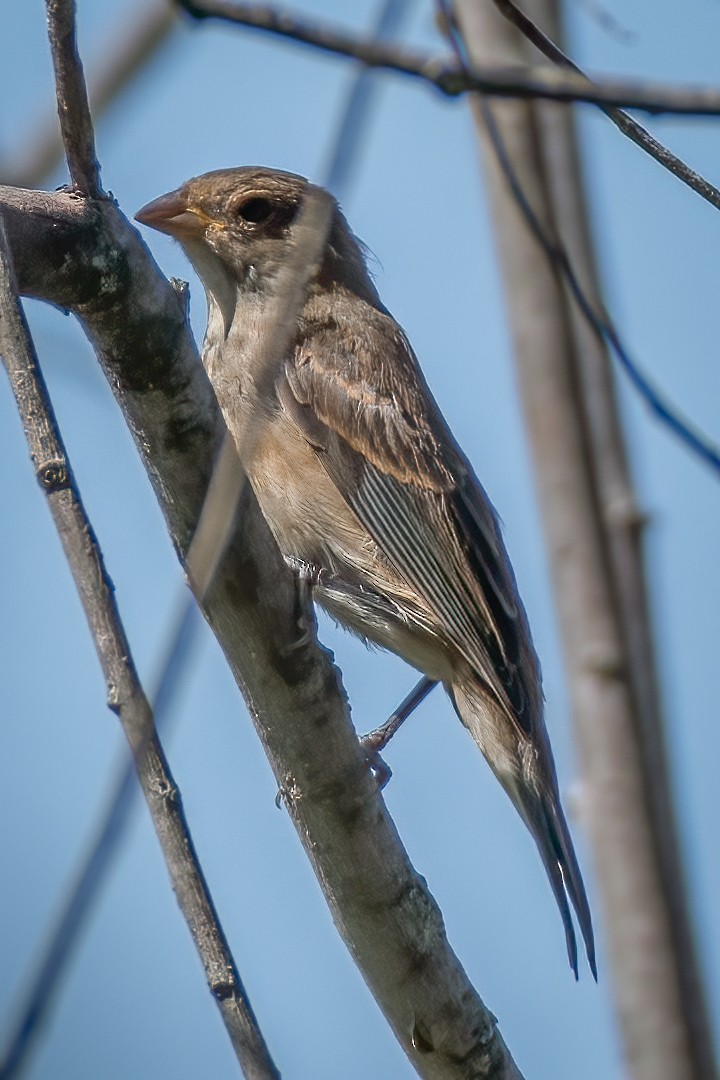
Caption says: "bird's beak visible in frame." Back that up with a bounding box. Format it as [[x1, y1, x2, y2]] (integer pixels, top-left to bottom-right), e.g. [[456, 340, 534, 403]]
[[135, 188, 213, 238]]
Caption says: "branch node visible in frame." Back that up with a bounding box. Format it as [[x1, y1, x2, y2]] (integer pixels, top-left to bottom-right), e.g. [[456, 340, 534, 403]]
[[210, 975, 238, 1002], [35, 457, 70, 492]]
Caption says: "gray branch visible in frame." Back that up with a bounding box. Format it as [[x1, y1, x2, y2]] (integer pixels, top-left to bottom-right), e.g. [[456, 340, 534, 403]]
[[45, 0, 102, 196], [177, 0, 720, 115], [491, 0, 720, 213], [0, 184, 523, 1080]]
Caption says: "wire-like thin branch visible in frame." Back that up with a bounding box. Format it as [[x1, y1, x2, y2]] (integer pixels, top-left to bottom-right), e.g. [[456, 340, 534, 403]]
[[4, 2, 176, 190], [0, 218, 278, 1080], [45, 0, 102, 196], [482, 100, 720, 474], [492, 0, 720, 214], [440, 2, 720, 478], [176, 0, 720, 115], [0, 594, 202, 1080]]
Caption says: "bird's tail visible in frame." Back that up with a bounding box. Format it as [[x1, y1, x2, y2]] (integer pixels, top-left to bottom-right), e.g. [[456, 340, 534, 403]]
[[451, 681, 596, 978], [524, 788, 597, 980]]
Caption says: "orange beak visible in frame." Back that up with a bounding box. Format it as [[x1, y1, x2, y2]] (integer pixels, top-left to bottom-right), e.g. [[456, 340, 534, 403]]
[[135, 188, 212, 238]]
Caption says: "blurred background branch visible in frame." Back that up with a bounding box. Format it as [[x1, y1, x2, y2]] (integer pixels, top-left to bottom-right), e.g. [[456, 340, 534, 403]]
[[447, 1, 717, 1076]]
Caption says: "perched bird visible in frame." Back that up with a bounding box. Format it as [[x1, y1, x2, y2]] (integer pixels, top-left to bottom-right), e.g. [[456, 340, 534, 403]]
[[136, 167, 596, 977]]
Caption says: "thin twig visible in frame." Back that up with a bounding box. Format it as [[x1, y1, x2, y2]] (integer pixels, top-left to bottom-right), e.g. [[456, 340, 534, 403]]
[[492, 0, 720, 214], [441, 3, 720, 478], [482, 101, 720, 474], [0, 218, 279, 1080], [4, 2, 176, 189], [176, 0, 720, 115], [45, 0, 102, 196], [0, 594, 202, 1079]]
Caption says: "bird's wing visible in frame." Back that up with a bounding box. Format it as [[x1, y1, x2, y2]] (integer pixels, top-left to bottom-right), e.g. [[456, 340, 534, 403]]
[[279, 311, 542, 739]]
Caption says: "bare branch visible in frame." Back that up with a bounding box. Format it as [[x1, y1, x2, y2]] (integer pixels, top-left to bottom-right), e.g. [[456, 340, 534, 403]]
[[176, 0, 720, 115], [441, 3, 720, 478], [45, 0, 102, 196], [0, 185, 523, 1079], [0, 217, 278, 1079], [491, 0, 720, 215], [477, 102, 720, 474], [0, 595, 202, 1080]]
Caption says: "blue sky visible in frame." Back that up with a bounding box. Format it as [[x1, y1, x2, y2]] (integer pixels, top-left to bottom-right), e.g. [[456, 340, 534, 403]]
[[1, 2, 718, 1077]]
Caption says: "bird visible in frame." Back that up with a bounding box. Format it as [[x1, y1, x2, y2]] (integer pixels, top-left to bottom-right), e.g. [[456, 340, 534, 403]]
[[136, 166, 596, 978]]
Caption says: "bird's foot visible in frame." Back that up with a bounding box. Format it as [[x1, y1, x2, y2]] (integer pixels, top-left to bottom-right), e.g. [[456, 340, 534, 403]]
[[282, 557, 323, 654], [359, 732, 394, 790], [359, 676, 439, 788]]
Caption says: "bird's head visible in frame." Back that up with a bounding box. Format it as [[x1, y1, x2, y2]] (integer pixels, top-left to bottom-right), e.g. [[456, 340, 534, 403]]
[[135, 166, 377, 318]]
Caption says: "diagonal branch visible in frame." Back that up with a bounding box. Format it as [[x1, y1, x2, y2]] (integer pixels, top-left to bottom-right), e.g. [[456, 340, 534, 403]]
[[475, 99, 720, 475], [45, 0, 102, 196], [176, 0, 720, 115], [0, 217, 278, 1080], [0, 593, 203, 1080], [491, 0, 720, 214], [440, 2, 720, 478]]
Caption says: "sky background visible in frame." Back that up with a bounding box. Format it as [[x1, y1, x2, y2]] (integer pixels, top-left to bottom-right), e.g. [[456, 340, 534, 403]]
[[1, 1, 719, 1077]]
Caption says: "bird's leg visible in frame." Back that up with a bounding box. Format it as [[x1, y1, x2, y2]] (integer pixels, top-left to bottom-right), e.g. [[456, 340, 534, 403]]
[[360, 676, 438, 787]]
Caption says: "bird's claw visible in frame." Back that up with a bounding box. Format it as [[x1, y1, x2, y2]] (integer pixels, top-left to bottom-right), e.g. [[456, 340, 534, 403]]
[[280, 556, 322, 656], [359, 732, 394, 790]]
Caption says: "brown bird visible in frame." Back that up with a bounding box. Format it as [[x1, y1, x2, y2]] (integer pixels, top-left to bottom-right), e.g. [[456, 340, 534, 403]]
[[136, 166, 596, 978]]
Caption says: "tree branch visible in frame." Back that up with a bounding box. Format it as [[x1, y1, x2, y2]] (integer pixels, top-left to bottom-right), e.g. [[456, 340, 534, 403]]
[[491, 0, 720, 216], [0, 593, 203, 1080], [175, 0, 720, 115], [0, 185, 522, 1079], [438, 5, 720, 478], [0, 216, 278, 1080], [45, 0, 102, 196]]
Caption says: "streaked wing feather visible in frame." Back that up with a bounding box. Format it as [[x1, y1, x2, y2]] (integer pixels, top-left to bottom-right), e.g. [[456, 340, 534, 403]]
[[283, 319, 538, 737]]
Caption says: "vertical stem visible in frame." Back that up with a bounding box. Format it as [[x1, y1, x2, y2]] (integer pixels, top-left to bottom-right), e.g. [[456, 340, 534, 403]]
[[452, 2, 716, 1076], [46, 0, 102, 196], [526, 6, 715, 1075]]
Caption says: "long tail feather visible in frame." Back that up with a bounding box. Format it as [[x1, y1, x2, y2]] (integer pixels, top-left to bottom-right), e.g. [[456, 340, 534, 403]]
[[542, 798, 597, 980]]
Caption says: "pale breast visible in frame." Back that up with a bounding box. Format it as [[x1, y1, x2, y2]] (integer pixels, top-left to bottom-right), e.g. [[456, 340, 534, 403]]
[[247, 405, 376, 578]]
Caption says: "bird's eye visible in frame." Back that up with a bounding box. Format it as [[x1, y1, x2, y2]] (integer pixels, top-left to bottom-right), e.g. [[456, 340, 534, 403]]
[[236, 197, 274, 224]]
